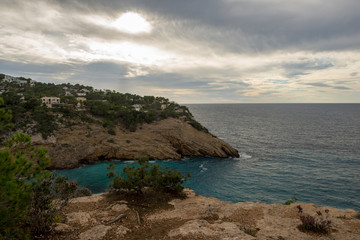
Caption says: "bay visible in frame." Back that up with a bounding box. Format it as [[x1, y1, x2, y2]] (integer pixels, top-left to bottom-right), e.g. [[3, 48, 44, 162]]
[[55, 104, 360, 211]]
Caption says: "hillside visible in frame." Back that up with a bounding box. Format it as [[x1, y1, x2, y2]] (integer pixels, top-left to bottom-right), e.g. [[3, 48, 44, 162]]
[[0, 74, 239, 168], [0, 74, 207, 138]]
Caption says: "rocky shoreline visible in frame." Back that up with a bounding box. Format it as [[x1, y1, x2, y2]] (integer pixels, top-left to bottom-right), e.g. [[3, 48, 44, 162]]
[[50, 189, 360, 240], [31, 118, 239, 169]]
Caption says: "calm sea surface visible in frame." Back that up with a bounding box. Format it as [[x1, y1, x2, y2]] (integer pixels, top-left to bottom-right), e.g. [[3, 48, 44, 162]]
[[55, 104, 360, 211]]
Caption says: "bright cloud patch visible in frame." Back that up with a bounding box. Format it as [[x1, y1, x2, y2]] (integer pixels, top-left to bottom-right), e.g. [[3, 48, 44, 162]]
[[112, 12, 152, 34]]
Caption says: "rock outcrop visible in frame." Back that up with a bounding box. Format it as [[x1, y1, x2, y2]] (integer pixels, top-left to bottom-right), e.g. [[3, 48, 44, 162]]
[[50, 189, 360, 240], [32, 118, 239, 169]]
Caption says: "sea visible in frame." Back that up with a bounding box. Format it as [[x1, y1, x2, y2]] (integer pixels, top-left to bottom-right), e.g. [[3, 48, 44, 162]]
[[55, 104, 360, 211]]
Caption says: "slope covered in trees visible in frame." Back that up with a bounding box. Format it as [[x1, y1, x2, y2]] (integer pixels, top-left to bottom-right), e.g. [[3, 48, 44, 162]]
[[0, 74, 207, 139]]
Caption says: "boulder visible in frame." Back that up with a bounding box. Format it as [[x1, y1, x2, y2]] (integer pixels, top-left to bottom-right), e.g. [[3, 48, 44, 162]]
[[116, 225, 131, 237], [78, 225, 111, 240], [168, 219, 254, 240], [111, 204, 129, 213], [54, 223, 71, 233], [66, 212, 94, 226]]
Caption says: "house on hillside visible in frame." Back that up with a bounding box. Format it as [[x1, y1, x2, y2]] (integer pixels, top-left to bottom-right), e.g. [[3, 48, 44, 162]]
[[80, 88, 91, 94], [133, 104, 142, 111], [3, 75, 18, 82], [29, 79, 36, 87], [161, 104, 169, 110], [13, 79, 27, 85], [41, 97, 61, 108], [76, 97, 86, 108]]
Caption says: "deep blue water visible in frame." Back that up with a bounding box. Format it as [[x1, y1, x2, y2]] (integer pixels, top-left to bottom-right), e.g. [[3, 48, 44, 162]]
[[55, 104, 360, 211]]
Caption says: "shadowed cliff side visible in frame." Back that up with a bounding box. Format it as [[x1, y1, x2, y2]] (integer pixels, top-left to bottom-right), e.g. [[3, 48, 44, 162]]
[[32, 118, 239, 169]]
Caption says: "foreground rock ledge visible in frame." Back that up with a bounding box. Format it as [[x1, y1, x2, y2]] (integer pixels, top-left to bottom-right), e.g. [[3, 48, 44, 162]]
[[32, 118, 239, 169], [51, 189, 360, 240]]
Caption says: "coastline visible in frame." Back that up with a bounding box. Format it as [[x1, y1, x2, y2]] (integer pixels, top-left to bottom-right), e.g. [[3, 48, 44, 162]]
[[49, 189, 360, 239], [33, 118, 239, 170]]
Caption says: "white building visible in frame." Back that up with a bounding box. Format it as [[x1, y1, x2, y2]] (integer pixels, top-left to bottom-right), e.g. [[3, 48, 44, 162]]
[[80, 88, 91, 93], [161, 104, 169, 110], [133, 104, 142, 111], [76, 97, 86, 108], [41, 97, 61, 108], [3, 75, 19, 82], [65, 91, 73, 96]]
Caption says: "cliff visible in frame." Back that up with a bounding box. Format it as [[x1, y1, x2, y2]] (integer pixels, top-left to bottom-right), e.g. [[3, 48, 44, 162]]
[[49, 189, 360, 240], [31, 118, 239, 169]]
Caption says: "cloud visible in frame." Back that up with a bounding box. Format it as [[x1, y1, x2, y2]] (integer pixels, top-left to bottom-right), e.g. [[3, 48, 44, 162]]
[[305, 82, 350, 90], [350, 72, 358, 76], [0, 0, 360, 102], [282, 58, 334, 78]]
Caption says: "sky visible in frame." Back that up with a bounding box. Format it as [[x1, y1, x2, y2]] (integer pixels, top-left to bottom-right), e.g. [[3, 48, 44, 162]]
[[1, 0, 359, 103]]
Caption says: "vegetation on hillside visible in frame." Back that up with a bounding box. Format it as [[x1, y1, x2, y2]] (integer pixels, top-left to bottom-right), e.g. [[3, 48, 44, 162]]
[[0, 74, 207, 139], [0, 97, 81, 239]]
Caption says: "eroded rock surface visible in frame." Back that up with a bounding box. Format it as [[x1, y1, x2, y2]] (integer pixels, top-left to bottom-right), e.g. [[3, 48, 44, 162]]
[[50, 190, 360, 240], [78, 225, 111, 240], [33, 118, 239, 169]]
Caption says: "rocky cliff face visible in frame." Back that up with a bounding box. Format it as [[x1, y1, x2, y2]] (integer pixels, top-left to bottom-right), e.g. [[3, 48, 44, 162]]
[[50, 190, 360, 240], [31, 118, 239, 169]]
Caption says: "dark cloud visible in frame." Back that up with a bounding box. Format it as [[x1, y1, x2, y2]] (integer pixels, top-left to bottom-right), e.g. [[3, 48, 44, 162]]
[[15, 0, 356, 54], [333, 86, 351, 90], [305, 82, 350, 90], [305, 82, 332, 88], [0, 60, 71, 74], [282, 59, 334, 78], [350, 72, 358, 76], [260, 90, 280, 96]]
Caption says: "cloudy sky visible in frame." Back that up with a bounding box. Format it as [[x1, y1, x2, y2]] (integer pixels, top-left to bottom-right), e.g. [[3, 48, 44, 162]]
[[1, 0, 359, 103]]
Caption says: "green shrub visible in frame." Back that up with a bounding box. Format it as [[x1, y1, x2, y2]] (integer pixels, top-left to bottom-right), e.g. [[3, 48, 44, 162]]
[[284, 196, 298, 205], [188, 119, 208, 132], [31, 106, 58, 139], [74, 187, 92, 197], [107, 158, 190, 195], [107, 129, 116, 135], [26, 175, 78, 236], [0, 132, 50, 239]]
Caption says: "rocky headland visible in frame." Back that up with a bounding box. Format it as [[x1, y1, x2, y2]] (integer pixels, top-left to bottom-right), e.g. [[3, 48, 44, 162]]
[[31, 118, 239, 169], [50, 189, 360, 240]]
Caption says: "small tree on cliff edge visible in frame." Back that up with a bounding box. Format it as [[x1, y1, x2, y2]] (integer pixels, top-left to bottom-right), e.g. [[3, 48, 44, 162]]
[[107, 157, 190, 195]]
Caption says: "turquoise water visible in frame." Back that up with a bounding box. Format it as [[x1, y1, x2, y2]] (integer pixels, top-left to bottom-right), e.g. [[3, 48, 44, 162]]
[[55, 104, 360, 211]]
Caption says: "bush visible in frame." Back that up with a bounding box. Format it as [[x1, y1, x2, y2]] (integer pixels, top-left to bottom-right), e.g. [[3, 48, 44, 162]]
[[0, 132, 50, 239], [31, 106, 58, 139], [188, 119, 208, 132], [296, 205, 332, 234], [24, 174, 78, 237], [74, 187, 92, 198], [107, 129, 116, 135], [107, 158, 190, 195], [284, 196, 298, 205]]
